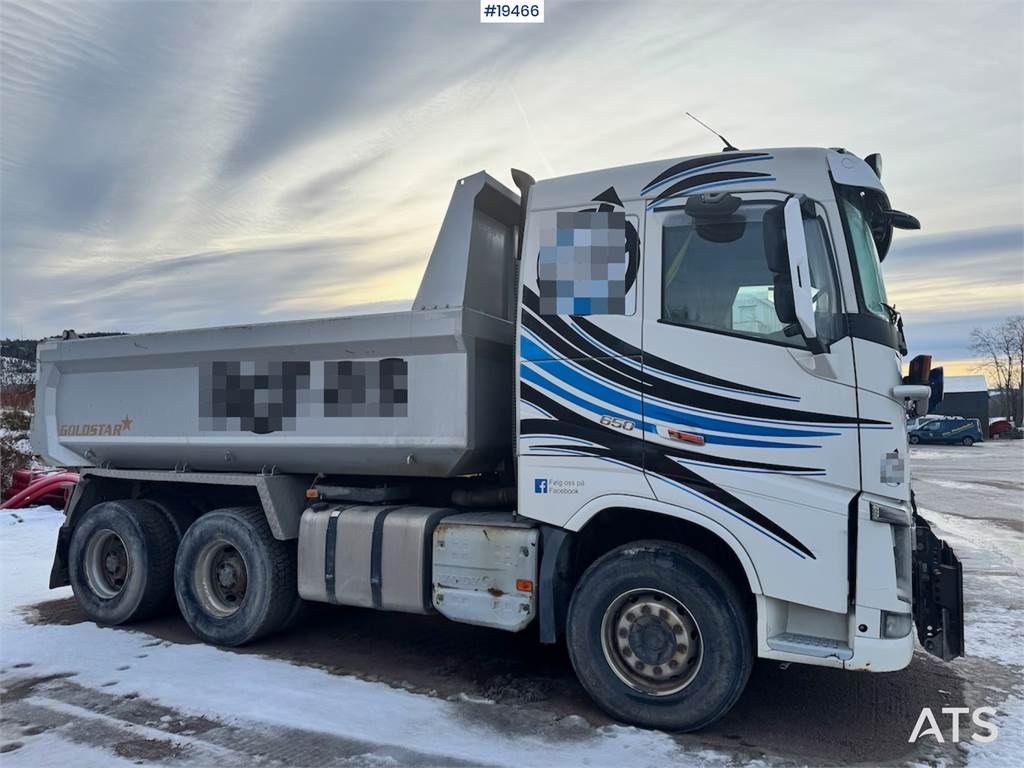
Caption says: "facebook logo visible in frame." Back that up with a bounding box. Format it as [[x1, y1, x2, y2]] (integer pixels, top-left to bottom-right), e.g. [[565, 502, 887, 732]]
[[534, 478, 548, 494]]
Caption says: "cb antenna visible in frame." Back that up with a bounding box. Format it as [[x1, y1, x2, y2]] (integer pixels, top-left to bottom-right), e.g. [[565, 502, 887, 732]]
[[685, 112, 739, 152]]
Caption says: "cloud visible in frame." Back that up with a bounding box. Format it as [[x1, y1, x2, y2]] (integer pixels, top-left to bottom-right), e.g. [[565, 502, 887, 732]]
[[884, 224, 1024, 364], [889, 226, 1023, 261], [1, 0, 1021, 345]]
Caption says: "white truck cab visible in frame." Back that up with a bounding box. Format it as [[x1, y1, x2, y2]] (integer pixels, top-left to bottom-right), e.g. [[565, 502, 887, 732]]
[[35, 146, 963, 732]]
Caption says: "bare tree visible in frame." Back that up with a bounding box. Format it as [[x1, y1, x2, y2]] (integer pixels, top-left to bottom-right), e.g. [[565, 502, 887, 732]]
[[1010, 315, 1024, 424], [970, 316, 1024, 425]]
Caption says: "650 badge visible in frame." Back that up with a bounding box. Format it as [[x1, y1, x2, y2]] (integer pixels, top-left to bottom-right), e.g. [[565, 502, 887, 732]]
[[600, 414, 636, 432]]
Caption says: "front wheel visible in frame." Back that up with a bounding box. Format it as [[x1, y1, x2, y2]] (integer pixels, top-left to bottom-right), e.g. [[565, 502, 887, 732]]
[[909, 434, 920, 444], [962, 436, 975, 446], [566, 541, 752, 731]]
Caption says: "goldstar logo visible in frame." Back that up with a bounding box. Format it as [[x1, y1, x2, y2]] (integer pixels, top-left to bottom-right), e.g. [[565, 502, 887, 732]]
[[60, 415, 134, 437]]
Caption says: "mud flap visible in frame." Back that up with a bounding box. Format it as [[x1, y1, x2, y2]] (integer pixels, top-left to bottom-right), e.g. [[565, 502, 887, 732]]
[[912, 513, 964, 660]]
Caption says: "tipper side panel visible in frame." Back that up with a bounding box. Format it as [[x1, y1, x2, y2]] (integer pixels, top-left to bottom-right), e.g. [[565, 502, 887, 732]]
[[31, 308, 514, 477]]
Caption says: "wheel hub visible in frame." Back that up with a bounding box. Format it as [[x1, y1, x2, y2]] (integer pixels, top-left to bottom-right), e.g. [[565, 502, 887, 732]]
[[217, 562, 238, 589], [601, 589, 703, 695], [84, 529, 130, 599], [628, 615, 676, 666], [195, 541, 248, 617]]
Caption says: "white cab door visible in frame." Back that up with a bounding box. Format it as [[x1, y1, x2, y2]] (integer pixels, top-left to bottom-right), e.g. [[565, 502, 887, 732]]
[[640, 193, 886, 612], [516, 191, 653, 527]]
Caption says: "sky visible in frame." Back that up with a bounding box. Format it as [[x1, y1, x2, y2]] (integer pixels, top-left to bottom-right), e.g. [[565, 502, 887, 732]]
[[1, 0, 1022, 376]]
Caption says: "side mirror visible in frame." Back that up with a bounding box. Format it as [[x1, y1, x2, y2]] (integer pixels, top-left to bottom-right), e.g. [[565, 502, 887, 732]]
[[781, 197, 817, 344], [763, 205, 795, 323]]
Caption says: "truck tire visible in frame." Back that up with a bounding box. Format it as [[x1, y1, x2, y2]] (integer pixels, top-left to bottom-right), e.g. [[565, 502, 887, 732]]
[[68, 500, 177, 625], [566, 540, 752, 731], [174, 507, 297, 646], [142, 493, 201, 545]]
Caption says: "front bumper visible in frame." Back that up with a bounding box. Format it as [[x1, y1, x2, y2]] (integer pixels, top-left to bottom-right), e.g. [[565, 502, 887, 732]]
[[912, 512, 965, 660]]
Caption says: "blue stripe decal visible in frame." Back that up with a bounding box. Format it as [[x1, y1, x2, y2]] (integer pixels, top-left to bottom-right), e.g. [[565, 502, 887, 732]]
[[519, 364, 655, 432], [523, 328, 860, 430], [521, 335, 837, 439], [520, 364, 820, 449]]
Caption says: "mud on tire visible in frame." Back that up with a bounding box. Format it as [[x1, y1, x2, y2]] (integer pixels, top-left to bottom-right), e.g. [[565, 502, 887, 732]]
[[566, 540, 753, 732], [68, 499, 177, 625], [174, 506, 297, 646]]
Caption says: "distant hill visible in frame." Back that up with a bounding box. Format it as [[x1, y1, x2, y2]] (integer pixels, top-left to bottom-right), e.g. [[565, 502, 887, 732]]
[[3, 333, 126, 363], [1, 355, 35, 388], [0, 338, 38, 364], [1, 334, 125, 389]]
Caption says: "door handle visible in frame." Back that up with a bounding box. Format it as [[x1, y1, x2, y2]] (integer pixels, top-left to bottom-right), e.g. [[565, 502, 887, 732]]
[[667, 429, 706, 446]]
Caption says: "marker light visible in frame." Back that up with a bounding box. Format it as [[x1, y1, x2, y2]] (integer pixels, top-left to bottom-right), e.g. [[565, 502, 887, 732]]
[[870, 502, 911, 527]]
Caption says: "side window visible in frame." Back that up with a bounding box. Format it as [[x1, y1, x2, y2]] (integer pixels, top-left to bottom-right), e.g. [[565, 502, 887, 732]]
[[537, 211, 638, 316], [661, 203, 838, 347]]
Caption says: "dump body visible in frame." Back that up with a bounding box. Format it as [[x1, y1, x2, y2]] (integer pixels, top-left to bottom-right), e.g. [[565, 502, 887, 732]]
[[31, 307, 514, 476], [31, 171, 523, 478]]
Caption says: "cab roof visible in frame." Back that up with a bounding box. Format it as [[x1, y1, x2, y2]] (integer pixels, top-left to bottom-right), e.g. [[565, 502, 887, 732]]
[[527, 147, 882, 211]]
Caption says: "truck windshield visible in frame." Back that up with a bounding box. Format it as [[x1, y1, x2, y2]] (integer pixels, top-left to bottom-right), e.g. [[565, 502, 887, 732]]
[[838, 188, 889, 320]]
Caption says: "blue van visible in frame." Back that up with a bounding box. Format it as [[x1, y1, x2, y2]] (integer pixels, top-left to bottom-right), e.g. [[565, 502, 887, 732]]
[[908, 417, 984, 446]]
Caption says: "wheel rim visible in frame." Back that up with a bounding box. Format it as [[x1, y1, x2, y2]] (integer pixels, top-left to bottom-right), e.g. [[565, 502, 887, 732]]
[[600, 588, 703, 696], [194, 539, 248, 618], [84, 528, 130, 599]]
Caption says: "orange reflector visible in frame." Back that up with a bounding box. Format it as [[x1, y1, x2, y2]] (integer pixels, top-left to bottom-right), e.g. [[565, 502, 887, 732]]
[[667, 429, 705, 446], [516, 579, 534, 593], [305, 488, 319, 500]]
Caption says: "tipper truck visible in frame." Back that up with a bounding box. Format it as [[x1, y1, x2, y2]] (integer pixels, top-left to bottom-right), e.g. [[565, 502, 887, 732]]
[[32, 146, 964, 731]]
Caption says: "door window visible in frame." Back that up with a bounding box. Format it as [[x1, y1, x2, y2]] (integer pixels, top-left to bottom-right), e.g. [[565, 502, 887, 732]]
[[537, 211, 639, 316], [661, 202, 838, 348]]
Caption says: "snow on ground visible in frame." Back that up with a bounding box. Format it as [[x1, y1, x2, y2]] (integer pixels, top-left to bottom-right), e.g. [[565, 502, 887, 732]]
[[913, 442, 1024, 765], [0, 507, 743, 767], [3, 444, 1022, 767], [915, 503, 1024, 767]]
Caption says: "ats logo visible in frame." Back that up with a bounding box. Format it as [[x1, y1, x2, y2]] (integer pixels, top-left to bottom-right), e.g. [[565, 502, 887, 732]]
[[59, 415, 134, 437]]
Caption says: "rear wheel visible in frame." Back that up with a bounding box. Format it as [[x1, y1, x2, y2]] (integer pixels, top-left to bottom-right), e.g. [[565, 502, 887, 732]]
[[961, 436, 975, 446], [142, 492, 201, 545], [174, 507, 297, 646], [566, 541, 752, 731], [68, 500, 177, 625]]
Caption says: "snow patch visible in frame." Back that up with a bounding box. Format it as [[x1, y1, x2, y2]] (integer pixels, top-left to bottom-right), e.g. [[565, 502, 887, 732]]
[[0, 506, 725, 767]]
